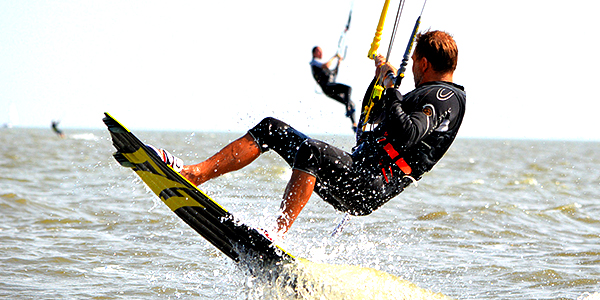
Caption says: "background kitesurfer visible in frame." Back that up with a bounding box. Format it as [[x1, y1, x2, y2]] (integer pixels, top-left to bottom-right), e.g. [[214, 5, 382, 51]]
[[51, 120, 65, 138], [154, 30, 466, 240], [310, 46, 357, 132]]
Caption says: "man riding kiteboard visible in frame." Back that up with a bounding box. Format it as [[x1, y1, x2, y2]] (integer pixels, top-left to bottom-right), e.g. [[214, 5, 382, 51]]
[[310, 46, 357, 132], [150, 30, 466, 240]]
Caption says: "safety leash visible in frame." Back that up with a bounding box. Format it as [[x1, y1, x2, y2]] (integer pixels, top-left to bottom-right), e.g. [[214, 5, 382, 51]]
[[331, 213, 352, 237]]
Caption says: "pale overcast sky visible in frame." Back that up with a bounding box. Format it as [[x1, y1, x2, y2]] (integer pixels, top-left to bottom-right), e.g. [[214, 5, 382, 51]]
[[1, 0, 598, 141]]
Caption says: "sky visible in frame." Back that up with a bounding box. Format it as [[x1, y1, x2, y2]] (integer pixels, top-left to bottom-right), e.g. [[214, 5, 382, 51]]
[[1, 0, 599, 141]]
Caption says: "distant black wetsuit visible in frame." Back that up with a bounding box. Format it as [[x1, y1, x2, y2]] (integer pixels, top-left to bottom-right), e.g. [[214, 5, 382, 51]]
[[51, 121, 64, 137], [310, 59, 356, 124], [248, 80, 466, 216]]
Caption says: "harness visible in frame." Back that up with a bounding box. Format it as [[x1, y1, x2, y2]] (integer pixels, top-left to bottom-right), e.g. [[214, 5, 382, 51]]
[[381, 141, 412, 174], [311, 62, 334, 89], [374, 135, 419, 187]]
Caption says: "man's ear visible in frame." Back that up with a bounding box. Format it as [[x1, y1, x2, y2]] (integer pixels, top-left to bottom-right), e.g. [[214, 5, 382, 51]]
[[420, 56, 430, 73]]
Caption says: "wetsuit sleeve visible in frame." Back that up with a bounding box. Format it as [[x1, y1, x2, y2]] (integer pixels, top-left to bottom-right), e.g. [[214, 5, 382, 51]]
[[381, 88, 438, 148]]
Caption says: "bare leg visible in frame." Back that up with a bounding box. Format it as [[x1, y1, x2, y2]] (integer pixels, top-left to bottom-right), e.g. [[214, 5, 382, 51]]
[[275, 169, 317, 235], [181, 133, 261, 186]]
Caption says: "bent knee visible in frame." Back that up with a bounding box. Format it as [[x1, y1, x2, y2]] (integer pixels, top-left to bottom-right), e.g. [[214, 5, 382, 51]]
[[260, 117, 288, 129]]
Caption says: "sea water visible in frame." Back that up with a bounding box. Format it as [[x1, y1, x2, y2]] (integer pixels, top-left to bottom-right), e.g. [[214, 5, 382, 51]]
[[0, 127, 598, 299]]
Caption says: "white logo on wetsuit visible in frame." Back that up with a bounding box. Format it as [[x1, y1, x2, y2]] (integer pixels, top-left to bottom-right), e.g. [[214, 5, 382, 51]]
[[435, 119, 450, 132], [436, 88, 454, 101]]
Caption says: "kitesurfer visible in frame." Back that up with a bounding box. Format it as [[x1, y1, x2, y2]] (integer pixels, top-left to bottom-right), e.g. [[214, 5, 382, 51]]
[[310, 46, 357, 132], [51, 120, 65, 138], [152, 30, 466, 239]]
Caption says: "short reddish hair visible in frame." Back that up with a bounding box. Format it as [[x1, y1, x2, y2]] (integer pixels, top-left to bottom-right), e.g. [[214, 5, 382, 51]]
[[414, 30, 458, 73]]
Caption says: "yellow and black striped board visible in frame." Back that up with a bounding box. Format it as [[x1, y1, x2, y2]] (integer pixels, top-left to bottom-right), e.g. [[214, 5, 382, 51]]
[[103, 113, 293, 263]]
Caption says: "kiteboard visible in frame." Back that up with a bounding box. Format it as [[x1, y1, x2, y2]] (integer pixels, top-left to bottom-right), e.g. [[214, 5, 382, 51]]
[[102, 112, 293, 264]]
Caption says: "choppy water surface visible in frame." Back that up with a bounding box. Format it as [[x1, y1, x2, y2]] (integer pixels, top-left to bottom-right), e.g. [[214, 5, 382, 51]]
[[0, 127, 598, 299]]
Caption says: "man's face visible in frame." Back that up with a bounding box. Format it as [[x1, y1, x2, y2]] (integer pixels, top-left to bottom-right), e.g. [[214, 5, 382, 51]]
[[411, 53, 424, 86], [314, 47, 323, 59]]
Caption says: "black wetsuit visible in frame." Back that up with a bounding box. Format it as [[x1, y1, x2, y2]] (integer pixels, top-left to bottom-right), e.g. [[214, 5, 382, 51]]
[[248, 80, 466, 216], [310, 59, 356, 124], [51, 121, 64, 137]]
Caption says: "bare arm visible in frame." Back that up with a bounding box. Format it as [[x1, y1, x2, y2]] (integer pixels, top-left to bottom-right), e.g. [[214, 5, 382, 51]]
[[374, 54, 397, 88], [322, 53, 341, 70]]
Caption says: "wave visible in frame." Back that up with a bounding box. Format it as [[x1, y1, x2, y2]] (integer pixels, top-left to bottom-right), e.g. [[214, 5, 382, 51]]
[[69, 133, 99, 141], [243, 257, 453, 300]]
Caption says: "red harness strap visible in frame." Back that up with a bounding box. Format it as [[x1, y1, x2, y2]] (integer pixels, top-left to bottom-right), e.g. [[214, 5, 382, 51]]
[[382, 143, 412, 175]]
